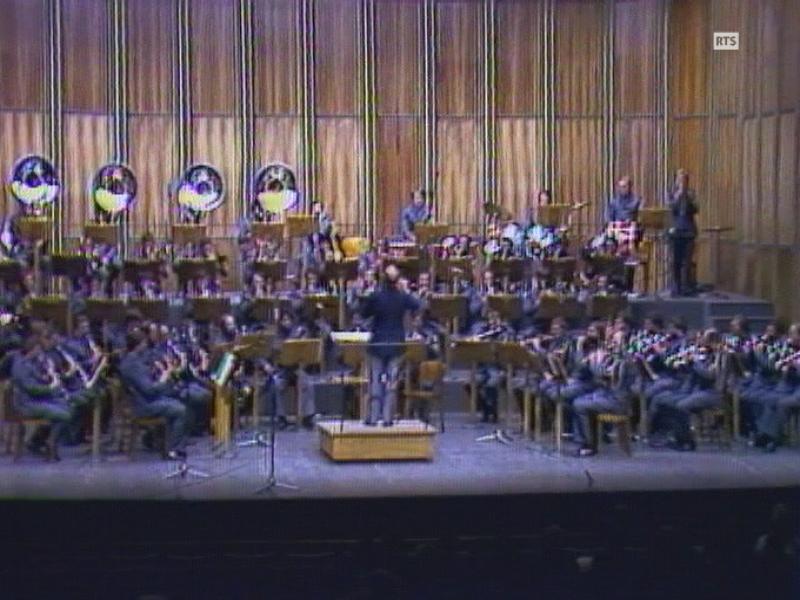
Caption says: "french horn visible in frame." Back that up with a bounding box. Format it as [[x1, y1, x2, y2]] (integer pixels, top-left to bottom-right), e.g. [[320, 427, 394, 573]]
[[8, 154, 59, 214], [91, 163, 137, 222]]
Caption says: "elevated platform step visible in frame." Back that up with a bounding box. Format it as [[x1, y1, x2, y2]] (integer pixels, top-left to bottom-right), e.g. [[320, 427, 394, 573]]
[[629, 292, 774, 332], [317, 419, 437, 462]]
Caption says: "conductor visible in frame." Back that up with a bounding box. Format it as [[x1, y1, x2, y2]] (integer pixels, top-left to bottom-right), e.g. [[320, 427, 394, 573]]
[[360, 264, 420, 426]]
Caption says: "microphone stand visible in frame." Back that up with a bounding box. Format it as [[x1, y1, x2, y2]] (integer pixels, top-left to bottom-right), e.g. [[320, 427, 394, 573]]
[[255, 378, 298, 494]]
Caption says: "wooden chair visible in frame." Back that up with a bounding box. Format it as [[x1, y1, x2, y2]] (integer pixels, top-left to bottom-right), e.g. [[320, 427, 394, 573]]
[[595, 412, 633, 456], [1, 384, 58, 461], [116, 382, 168, 459], [691, 401, 733, 450], [404, 360, 447, 432]]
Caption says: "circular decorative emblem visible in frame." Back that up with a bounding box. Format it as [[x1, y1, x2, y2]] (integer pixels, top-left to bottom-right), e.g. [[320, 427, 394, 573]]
[[175, 164, 224, 213], [9, 155, 59, 208], [91, 163, 137, 217]]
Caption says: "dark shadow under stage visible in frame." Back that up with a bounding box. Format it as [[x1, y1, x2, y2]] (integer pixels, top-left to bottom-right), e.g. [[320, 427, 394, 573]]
[[1, 415, 798, 501]]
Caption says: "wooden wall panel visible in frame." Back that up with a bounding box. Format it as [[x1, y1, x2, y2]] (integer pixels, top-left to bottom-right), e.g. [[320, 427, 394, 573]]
[[0, 0, 46, 110], [315, 0, 359, 116], [62, 115, 109, 241], [740, 118, 759, 245], [713, 117, 742, 241], [376, 119, 420, 237], [555, 119, 602, 238], [759, 115, 778, 244], [253, 0, 298, 116], [496, 118, 542, 222], [376, 0, 420, 116], [777, 113, 797, 246], [555, 1, 604, 117], [62, 0, 108, 112], [191, 0, 237, 116], [316, 118, 361, 233], [192, 117, 240, 237], [712, 0, 746, 116], [0, 112, 45, 213], [616, 119, 658, 206], [128, 116, 176, 239], [779, 0, 800, 112], [615, 0, 659, 116], [496, 0, 542, 116], [436, 120, 479, 233], [436, 1, 480, 116], [254, 117, 300, 182], [670, 0, 708, 116], [127, 0, 176, 115], [759, 0, 781, 114]]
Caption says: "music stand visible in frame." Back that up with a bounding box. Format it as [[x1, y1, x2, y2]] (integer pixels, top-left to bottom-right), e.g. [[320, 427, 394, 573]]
[[0, 260, 23, 286], [123, 259, 165, 288], [85, 297, 126, 348], [539, 256, 576, 287], [434, 257, 473, 292], [324, 259, 359, 328], [304, 294, 339, 324], [129, 298, 170, 323], [429, 294, 468, 340], [235, 332, 276, 448], [639, 208, 669, 295], [415, 223, 449, 246], [537, 204, 571, 228], [385, 256, 421, 281], [585, 254, 625, 280], [586, 294, 628, 320], [17, 217, 50, 294], [489, 258, 529, 289], [251, 222, 285, 245], [191, 296, 231, 322], [174, 258, 219, 293], [248, 296, 291, 324], [84, 223, 119, 246], [494, 342, 537, 440], [171, 224, 207, 246], [27, 295, 71, 334], [449, 339, 495, 417], [535, 294, 584, 323], [253, 260, 287, 290], [285, 214, 315, 239], [50, 253, 89, 287], [487, 294, 523, 322]]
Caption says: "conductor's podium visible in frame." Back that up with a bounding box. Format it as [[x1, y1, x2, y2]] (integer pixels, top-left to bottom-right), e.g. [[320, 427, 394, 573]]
[[317, 420, 437, 462]]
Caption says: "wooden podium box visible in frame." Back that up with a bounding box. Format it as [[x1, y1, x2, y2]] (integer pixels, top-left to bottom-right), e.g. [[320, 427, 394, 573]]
[[317, 419, 436, 462]]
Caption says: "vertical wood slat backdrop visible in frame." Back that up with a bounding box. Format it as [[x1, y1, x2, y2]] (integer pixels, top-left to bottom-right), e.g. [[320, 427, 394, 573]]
[[0, 0, 798, 317]]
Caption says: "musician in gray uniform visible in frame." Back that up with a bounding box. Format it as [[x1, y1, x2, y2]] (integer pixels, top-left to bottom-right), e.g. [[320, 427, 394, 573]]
[[117, 329, 187, 458], [10, 330, 72, 457]]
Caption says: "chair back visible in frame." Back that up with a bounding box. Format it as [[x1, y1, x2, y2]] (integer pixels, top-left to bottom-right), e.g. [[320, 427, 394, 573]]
[[418, 360, 446, 386]]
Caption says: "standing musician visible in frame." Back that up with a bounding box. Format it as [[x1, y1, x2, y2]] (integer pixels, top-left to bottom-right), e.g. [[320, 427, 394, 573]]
[[400, 189, 432, 241], [667, 168, 699, 296], [359, 264, 421, 426]]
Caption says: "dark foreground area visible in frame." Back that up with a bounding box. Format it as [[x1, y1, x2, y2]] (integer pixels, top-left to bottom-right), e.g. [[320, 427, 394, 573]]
[[2, 487, 799, 599]]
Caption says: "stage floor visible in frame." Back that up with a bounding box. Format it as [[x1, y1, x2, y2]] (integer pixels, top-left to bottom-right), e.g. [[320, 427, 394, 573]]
[[1, 415, 799, 500]]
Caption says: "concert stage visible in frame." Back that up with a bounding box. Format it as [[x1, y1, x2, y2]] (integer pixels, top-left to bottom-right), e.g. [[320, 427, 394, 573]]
[[629, 291, 774, 332], [1, 415, 798, 501]]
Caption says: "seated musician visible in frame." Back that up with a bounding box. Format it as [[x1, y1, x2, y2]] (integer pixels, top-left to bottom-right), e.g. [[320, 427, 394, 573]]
[[10, 325, 74, 458], [538, 319, 599, 427], [603, 176, 642, 291], [405, 312, 443, 422], [400, 189, 431, 241], [118, 328, 187, 459], [737, 321, 781, 436], [752, 323, 800, 452], [572, 328, 637, 457], [274, 310, 314, 429], [468, 309, 515, 423], [650, 329, 722, 451]]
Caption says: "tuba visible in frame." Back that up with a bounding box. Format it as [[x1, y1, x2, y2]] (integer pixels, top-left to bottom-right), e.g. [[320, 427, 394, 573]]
[[253, 162, 298, 222], [174, 163, 225, 224], [8, 154, 59, 216], [91, 163, 137, 224]]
